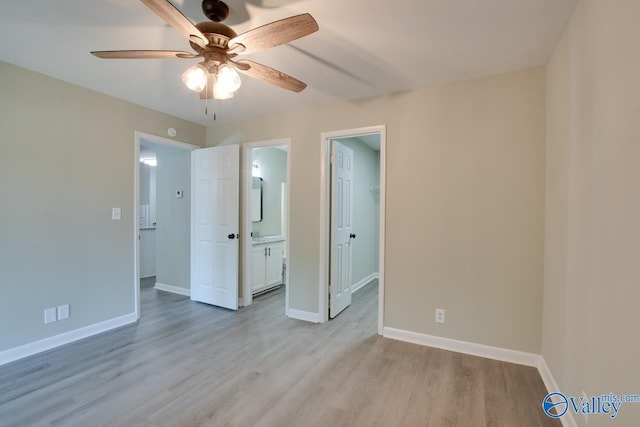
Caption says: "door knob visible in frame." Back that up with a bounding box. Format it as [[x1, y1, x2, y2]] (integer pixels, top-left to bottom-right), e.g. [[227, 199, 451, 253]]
[[228, 233, 236, 240], [350, 233, 357, 239]]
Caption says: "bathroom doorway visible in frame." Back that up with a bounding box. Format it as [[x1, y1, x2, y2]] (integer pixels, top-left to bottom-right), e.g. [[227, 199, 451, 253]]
[[241, 139, 291, 313]]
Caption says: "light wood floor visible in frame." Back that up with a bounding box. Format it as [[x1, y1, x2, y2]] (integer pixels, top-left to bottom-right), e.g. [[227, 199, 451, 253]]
[[0, 282, 559, 426]]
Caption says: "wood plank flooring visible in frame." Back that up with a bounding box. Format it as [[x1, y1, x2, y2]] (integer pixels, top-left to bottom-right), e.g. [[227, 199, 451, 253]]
[[0, 282, 559, 426]]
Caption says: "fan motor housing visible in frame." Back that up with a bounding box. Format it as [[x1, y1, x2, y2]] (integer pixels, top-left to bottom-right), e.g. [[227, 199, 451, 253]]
[[191, 22, 237, 50]]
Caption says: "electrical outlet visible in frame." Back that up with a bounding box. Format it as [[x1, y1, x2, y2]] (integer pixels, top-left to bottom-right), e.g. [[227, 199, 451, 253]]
[[44, 307, 57, 324], [435, 308, 445, 324], [58, 304, 70, 320]]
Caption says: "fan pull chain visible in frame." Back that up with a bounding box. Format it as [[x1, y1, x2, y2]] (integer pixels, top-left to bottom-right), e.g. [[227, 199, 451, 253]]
[[204, 83, 209, 116], [210, 98, 216, 121], [202, 93, 217, 121]]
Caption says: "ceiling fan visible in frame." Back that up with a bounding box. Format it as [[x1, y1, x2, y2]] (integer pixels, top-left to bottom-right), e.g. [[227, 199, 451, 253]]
[[91, 0, 318, 100]]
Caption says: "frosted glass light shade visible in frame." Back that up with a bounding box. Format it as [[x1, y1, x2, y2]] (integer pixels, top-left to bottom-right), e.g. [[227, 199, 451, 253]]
[[182, 64, 207, 92], [214, 64, 241, 96]]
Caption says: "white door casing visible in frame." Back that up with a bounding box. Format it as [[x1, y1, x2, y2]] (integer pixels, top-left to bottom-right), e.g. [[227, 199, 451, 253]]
[[191, 145, 239, 310], [329, 141, 354, 318]]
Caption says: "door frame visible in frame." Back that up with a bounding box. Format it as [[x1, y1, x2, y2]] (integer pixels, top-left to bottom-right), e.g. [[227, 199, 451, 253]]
[[133, 131, 199, 320], [241, 138, 291, 311], [319, 125, 386, 334]]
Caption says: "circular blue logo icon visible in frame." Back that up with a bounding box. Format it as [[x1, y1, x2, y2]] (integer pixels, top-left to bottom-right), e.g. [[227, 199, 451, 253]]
[[543, 392, 568, 418]]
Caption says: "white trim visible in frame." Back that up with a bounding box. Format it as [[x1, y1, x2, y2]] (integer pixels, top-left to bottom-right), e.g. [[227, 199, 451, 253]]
[[319, 125, 386, 336], [241, 138, 291, 313], [0, 313, 137, 366], [133, 131, 199, 321], [537, 358, 577, 427], [377, 127, 386, 335], [351, 273, 379, 294], [134, 137, 141, 320], [286, 308, 320, 323], [382, 327, 541, 367], [154, 282, 191, 297], [537, 357, 561, 398]]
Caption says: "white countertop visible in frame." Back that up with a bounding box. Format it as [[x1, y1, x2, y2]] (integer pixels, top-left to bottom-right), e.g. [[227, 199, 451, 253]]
[[252, 236, 285, 245]]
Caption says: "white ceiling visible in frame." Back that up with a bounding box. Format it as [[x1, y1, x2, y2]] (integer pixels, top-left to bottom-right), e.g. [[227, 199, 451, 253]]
[[0, 0, 577, 126]]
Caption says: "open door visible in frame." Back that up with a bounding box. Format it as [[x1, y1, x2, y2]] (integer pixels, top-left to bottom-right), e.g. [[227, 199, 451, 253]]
[[191, 145, 239, 310], [329, 141, 354, 318]]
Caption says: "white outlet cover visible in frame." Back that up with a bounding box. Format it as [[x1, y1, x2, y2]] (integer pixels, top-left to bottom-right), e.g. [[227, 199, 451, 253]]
[[435, 309, 445, 324], [58, 304, 70, 320]]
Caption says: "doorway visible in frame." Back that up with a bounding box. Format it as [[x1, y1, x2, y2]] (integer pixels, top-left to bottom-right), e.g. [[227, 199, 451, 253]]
[[319, 126, 386, 334], [241, 138, 291, 313], [133, 131, 199, 319]]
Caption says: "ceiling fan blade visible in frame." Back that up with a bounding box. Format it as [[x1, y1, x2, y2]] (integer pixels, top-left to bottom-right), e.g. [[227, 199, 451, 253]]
[[235, 60, 307, 92], [140, 0, 208, 48], [229, 13, 318, 54], [91, 50, 199, 59]]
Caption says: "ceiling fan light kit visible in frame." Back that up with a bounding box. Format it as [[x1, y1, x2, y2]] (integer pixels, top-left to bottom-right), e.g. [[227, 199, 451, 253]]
[[91, 0, 318, 105], [182, 62, 241, 99]]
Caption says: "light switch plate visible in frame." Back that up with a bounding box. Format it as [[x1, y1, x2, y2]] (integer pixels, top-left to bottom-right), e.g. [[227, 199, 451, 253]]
[[112, 207, 121, 220], [58, 304, 70, 320]]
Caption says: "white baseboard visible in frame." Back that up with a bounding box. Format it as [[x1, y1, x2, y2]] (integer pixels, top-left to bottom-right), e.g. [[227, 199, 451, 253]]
[[287, 308, 320, 323], [383, 327, 541, 367], [154, 282, 191, 297], [537, 357, 561, 400], [537, 358, 577, 427], [351, 273, 379, 294], [0, 313, 137, 367], [382, 327, 577, 426]]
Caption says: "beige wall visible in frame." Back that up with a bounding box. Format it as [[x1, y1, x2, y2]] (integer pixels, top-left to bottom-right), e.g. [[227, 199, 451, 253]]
[[543, 0, 640, 425], [208, 67, 546, 353], [0, 60, 205, 352]]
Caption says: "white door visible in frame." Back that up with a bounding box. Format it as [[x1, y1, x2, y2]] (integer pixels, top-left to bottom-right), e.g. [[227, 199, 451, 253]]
[[191, 145, 239, 310], [329, 141, 354, 318]]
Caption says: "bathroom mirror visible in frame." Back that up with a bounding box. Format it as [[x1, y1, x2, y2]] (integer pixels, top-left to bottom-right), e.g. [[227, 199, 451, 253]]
[[252, 177, 263, 222]]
